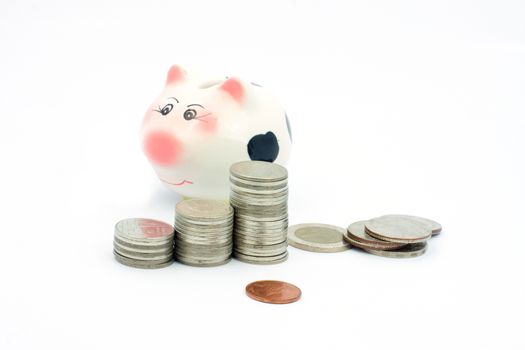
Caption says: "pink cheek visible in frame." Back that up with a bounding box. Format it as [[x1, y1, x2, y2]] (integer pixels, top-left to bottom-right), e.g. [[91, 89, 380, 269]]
[[144, 131, 183, 166], [198, 115, 218, 134]]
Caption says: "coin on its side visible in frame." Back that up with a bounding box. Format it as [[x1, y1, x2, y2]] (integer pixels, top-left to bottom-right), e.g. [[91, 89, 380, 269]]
[[365, 216, 431, 243], [345, 221, 406, 250], [233, 251, 288, 265], [113, 251, 173, 269], [245, 280, 301, 304], [363, 242, 428, 258], [288, 223, 350, 253], [380, 215, 442, 236]]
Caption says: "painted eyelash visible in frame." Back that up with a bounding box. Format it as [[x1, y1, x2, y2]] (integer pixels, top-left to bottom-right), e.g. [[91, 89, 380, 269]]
[[194, 112, 212, 122]]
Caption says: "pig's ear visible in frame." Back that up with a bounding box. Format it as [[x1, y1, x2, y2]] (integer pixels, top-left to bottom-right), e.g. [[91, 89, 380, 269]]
[[166, 65, 186, 85], [219, 77, 244, 103]]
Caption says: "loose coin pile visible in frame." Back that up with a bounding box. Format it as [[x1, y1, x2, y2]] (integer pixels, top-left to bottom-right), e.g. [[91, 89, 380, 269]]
[[113, 218, 174, 268], [230, 161, 289, 264], [175, 199, 234, 267], [344, 215, 441, 258], [288, 223, 351, 253]]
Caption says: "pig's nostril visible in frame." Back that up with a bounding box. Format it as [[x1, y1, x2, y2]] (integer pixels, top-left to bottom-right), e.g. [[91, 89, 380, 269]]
[[144, 131, 183, 166]]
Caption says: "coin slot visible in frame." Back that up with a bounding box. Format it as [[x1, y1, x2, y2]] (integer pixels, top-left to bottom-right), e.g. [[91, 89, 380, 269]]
[[198, 79, 223, 89]]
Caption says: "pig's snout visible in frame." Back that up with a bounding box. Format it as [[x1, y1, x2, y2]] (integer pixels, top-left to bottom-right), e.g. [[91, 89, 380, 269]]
[[144, 131, 183, 166]]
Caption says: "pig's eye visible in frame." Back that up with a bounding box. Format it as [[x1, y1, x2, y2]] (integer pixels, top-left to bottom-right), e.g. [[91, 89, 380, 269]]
[[157, 104, 173, 116], [183, 109, 197, 120]]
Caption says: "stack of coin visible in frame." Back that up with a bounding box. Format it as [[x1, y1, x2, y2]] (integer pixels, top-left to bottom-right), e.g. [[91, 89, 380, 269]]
[[113, 218, 174, 268], [344, 215, 442, 258], [174, 199, 234, 267], [230, 161, 289, 264]]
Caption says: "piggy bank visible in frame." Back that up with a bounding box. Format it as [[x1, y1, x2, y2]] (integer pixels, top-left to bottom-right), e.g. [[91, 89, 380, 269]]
[[141, 65, 292, 199]]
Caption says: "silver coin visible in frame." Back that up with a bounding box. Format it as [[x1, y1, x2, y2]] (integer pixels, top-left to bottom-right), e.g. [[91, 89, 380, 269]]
[[230, 188, 288, 199], [175, 224, 233, 236], [176, 215, 233, 226], [380, 215, 442, 236], [174, 231, 232, 242], [230, 161, 288, 182], [230, 184, 288, 196], [176, 256, 232, 267], [233, 208, 288, 218], [175, 238, 232, 248], [176, 238, 232, 248], [235, 245, 287, 256], [113, 251, 173, 269], [230, 175, 289, 188], [113, 246, 173, 261], [233, 251, 288, 265], [234, 237, 287, 247], [234, 218, 288, 227], [234, 238, 286, 246], [234, 225, 288, 234], [288, 223, 351, 253], [234, 234, 287, 244], [230, 196, 288, 207], [345, 221, 406, 250], [363, 242, 427, 258], [231, 184, 288, 193], [115, 218, 174, 242], [175, 218, 233, 229], [235, 241, 286, 249], [175, 216, 233, 227], [176, 199, 233, 220], [234, 225, 287, 234], [113, 235, 173, 250], [233, 229, 287, 238], [230, 202, 288, 212], [174, 237, 233, 247], [234, 233, 287, 242], [175, 253, 232, 262], [113, 240, 173, 254], [234, 212, 289, 221], [175, 251, 231, 261], [234, 226, 288, 235], [234, 240, 288, 250], [231, 195, 288, 204], [365, 217, 432, 243], [175, 242, 232, 253], [175, 228, 231, 238], [175, 228, 232, 238]]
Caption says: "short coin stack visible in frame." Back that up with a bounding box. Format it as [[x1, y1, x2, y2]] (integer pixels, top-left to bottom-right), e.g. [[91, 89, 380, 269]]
[[230, 161, 289, 264], [113, 218, 174, 268], [344, 215, 442, 258], [175, 199, 234, 267]]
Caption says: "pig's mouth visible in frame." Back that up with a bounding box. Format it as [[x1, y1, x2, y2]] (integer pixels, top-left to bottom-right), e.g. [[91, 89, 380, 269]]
[[160, 178, 194, 186]]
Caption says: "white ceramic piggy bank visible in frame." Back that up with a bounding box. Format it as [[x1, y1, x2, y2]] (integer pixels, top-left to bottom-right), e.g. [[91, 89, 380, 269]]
[[141, 65, 292, 199]]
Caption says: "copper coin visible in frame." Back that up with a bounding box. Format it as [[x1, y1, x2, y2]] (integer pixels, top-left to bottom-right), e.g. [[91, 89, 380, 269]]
[[245, 280, 301, 304]]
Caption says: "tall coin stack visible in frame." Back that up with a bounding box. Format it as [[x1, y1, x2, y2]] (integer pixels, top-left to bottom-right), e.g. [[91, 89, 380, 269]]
[[230, 161, 289, 264], [113, 218, 174, 269], [175, 199, 234, 267]]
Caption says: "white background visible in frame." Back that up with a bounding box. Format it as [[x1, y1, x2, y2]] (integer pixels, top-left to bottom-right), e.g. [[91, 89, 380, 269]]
[[1, 0, 524, 349]]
